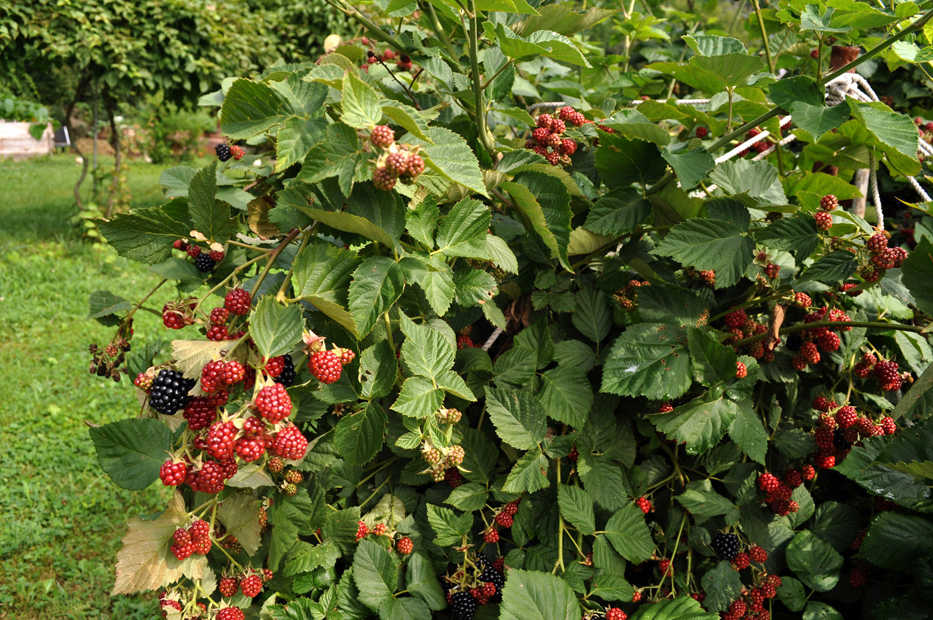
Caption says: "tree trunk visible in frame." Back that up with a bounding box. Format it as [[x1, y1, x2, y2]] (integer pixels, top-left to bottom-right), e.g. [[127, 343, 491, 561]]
[[104, 93, 121, 219], [67, 72, 93, 211]]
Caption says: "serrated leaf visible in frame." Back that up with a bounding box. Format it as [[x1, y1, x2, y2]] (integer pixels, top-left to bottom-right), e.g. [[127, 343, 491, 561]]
[[435, 198, 490, 258], [786, 530, 843, 591], [284, 540, 341, 577], [858, 511, 933, 570], [334, 403, 386, 464], [426, 505, 472, 546], [400, 256, 455, 316], [187, 162, 233, 242], [502, 450, 550, 494], [708, 159, 787, 207], [89, 419, 172, 491], [572, 287, 611, 343], [249, 296, 303, 359], [799, 250, 858, 284], [663, 147, 715, 190], [216, 492, 263, 555], [902, 238, 933, 316], [99, 200, 192, 264], [701, 561, 744, 613], [558, 485, 596, 534], [588, 574, 634, 603], [221, 79, 288, 138], [400, 314, 455, 379], [226, 463, 275, 489], [579, 454, 630, 511], [500, 569, 581, 620], [601, 323, 691, 400], [485, 385, 547, 450], [170, 339, 232, 379], [675, 480, 737, 524], [348, 257, 405, 337], [445, 482, 489, 512], [341, 72, 383, 129], [538, 366, 593, 428], [436, 369, 476, 401], [728, 400, 768, 464], [378, 597, 431, 619], [404, 127, 488, 196], [757, 214, 819, 259], [603, 504, 655, 564], [381, 102, 432, 141], [406, 553, 446, 610], [654, 217, 754, 288], [650, 396, 738, 455], [352, 538, 398, 611], [595, 132, 666, 189], [502, 172, 572, 270], [790, 102, 849, 139], [629, 597, 718, 619], [113, 493, 205, 594], [453, 269, 498, 307], [485, 235, 519, 273], [359, 341, 397, 399], [391, 376, 444, 418], [777, 575, 807, 612], [687, 327, 737, 384]]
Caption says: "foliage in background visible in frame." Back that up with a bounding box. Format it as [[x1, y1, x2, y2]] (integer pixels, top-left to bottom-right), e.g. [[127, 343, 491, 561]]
[[85, 1, 933, 620]]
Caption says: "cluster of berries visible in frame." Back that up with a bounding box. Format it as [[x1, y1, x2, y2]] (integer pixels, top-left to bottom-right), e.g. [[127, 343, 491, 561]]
[[158, 589, 213, 619], [613, 279, 650, 310], [685, 267, 717, 287], [853, 352, 906, 392], [421, 437, 466, 481], [862, 230, 907, 282], [756, 471, 802, 516], [444, 556, 506, 619], [218, 569, 272, 599], [215, 143, 245, 162], [811, 396, 897, 469], [172, 239, 225, 273], [170, 519, 212, 560], [362, 48, 413, 72], [368, 125, 426, 191], [791, 306, 851, 369], [483, 499, 520, 543], [722, 309, 773, 362], [354, 520, 392, 542], [525, 107, 585, 166], [635, 496, 653, 514], [456, 332, 477, 349], [722, 574, 782, 620], [740, 127, 772, 156], [88, 321, 133, 381]]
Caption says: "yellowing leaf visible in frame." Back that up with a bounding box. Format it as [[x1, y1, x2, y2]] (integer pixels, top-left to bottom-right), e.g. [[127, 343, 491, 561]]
[[217, 492, 263, 555], [171, 339, 234, 379]]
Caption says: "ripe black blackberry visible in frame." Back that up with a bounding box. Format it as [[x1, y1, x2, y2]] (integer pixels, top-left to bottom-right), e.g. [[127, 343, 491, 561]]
[[274, 355, 296, 387], [449, 591, 476, 620], [215, 143, 232, 162], [195, 253, 216, 273], [479, 563, 505, 602], [149, 369, 195, 414], [711, 532, 741, 561]]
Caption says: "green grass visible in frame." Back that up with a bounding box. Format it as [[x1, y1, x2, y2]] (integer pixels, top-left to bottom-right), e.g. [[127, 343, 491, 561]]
[[0, 155, 199, 618]]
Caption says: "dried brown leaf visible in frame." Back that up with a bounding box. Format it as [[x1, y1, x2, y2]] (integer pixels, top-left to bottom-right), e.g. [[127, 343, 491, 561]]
[[768, 304, 786, 352], [248, 195, 280, 238]]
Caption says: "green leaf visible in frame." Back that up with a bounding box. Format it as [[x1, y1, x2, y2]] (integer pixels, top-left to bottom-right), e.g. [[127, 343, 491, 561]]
[[502, 172, 572, 270], [729, 400, 768, 465], [276, 117, 326, 172], [406, 198, 438, 249], [687, 327, 737, 384], [811, 501, 861, 552], [348, 257, 405, 337], [588, 574, 635, 603], [221, 79, 288, 139], [757, 214, 819, 259], [297, 124, 361, 189], [216, 493, 263, 556], [435, 198, 490, 258], [426, 505, 472, 546], [803, 602, 843, 620], [602, 323, 691, 400], [490, 23, 589, 67], [300, 208, 396, 248], [404, 127, 488, 196], [502, 450, 550, 494], [334, 403, 386, 465], [436, 369, 476, 401], [700, 561, 744, 613], [445, 483, 489, 512], [378, 597, 431, 620], [88, 290, 132, 321], [572, 286, 612, 343], [453, 269, 498, 308], [500, 569, 581, 620], [601, 109, 671, 145], [662, 147, 715, 190], [902, 238, 933, 316], [785, 530, 843, 592], [538, 366, 593, 428], [283, 540, 341, 576], [675, 480, 737, 524], [391, 376, 444, 418], [400, 314, 455, 379], [595, 132, 666, 189], [99, 200, 192, 264], [629, 597, 718, 619], [859, 511, 933, 570], [486, 235, 519, 274], [650, 396, 738, 455], [352, 538, 398, 611], [799, 250, 858, 284], [160, 166, 197, 197], [89, 419, 171, 490], [708, 159, 787, 207], [790, 102, 849, 139], [849, 100, 919, 163], [769, 75, 823, 109], [340, 72, 382, 129], [558, 485, 596, 534], [485, 385, 547, 450], [405, 553, 446, 610], [777, 576, 807, 612], [654, 217, 754, 288], [579, 454, 630, 511], [249, 297, 303, 359], [187, 162, 233, 242], [359, 341, 397, 399], [381, 102, 432, 142], [583, 190, 651, 237], [603, 504, 655, 564]]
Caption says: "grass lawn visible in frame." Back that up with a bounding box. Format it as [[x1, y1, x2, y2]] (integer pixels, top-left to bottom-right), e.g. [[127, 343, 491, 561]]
[[0, 154, 202, 618]]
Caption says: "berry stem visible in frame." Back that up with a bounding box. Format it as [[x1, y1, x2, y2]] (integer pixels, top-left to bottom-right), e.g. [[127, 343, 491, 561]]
[[465, 0, 495, 157], [194, 252, 267, 312], [125, 278, 167, 322], [250, 227, 302, 297], [733, 319, 927, 347]]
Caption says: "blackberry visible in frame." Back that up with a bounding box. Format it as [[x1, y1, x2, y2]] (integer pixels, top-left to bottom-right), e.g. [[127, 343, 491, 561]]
[[274, 354, 296, 387], [450, 591, 476, 620], [711, 532, 741, 561], [195, 253, 216, 273], [216, 144, 232, 162], [479, 564, 505, 602], [833, 429, 851, 450], [149, 369, 195, 414]]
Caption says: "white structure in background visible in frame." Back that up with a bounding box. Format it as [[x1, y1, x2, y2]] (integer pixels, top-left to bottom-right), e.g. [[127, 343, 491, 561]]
[[0, 121, 54, 159]]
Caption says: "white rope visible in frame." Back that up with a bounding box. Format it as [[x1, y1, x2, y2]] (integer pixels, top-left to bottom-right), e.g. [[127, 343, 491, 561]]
[[714, 115, 793, 164], [869, 150, 884, 230], [482, 328, 503, 351], [751, 133, 797, 161], [908, 175, 932, 202]]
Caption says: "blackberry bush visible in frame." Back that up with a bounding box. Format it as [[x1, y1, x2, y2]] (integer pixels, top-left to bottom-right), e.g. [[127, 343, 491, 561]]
[[88, 2, 933, 619]]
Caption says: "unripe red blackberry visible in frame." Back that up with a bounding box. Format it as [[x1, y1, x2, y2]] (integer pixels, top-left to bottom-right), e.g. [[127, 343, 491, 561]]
[[814, 210, 832, 231], [284, 469, 303, 484], [757, 472, 780, 493], [866, 232, 888, 254], [373, 166, 397, 191], [162, 305, 187, 329], [801, 341, 820, 365], [209, 307, 229, 325], [836, 405, 858, 429], [784, 469, 803, 488], [370, 125, 395, 148], [550, 118, 566, 134], [815, 454, 836, 469], [535, 114, 553, 130], [695, 126, 708, 138], [407, 153, 425, 177], [819, 194, 838, 211], [219, 576, 238, 597], [532, 127, 550, 145], [636, 496, 653, 514], [160, 459, 188, 486], [396, 536, 414, 554], [240, 574, 263, 597], [881, 416, 897, 435], [385, 151, 409, 176], [724, 309, 748, 329], [206, 324, 229, 341], [558, 106, 576, 121], [732, 552, 750, 570], [606, 608, 627, 620], [494, 512, 514, 528], [764, 263, 780, 279], [309, 350, 343, 384], [801, 464, 816, 480], [558, 138, 577, 155], [545, 150, 560, 165], [874, 360, 902, 391], [355, 521, 369, 541], [816, 329, 840, 352], [216, 607, 245, 620], [568, 110, 586, 126], [207, 421, 238, 460], [230, 145, 245, 160], [255, 383, 292, 423], [749, 545, 768, 563], [235, 437, 266, 462], [224, 288, 251, 315], [267, 456, 284, 473], [201, 360, 226, 393], [659, 402, 674, 413], [272, 424, 308, 460], [794, 291, 812, 308]]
